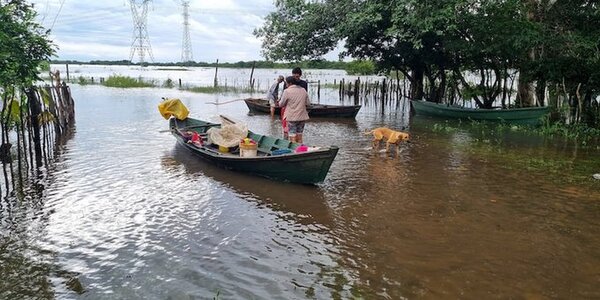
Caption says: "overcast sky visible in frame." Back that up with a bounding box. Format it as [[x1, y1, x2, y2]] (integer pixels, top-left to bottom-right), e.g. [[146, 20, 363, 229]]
[[29, 0, 336, 63]]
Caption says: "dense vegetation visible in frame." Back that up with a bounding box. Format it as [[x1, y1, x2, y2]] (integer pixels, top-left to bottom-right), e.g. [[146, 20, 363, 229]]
[[102, 75, 154, 88], [1, 1, 54, 89], [1, 1, 75, 197], [255, 0, 600, 127]]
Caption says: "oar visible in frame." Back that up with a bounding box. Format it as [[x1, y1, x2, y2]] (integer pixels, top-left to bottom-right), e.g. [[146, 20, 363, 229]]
[[205, 98, 246, 105], [158, 124, 217, 133], [219, 114, 237, 125]]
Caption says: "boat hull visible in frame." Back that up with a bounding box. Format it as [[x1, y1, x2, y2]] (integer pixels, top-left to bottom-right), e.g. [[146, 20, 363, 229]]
[[244, 98, 361, 118], [169, 118, 338, 184], [411, 100, 549, 125]]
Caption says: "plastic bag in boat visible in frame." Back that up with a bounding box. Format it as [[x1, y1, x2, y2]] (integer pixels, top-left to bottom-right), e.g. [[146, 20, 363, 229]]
[[158, 98, 189, 120]]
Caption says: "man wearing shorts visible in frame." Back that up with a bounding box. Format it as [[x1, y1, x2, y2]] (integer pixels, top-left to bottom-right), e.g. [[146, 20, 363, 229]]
[[281, 67, 308, 139], [279, 76, 310, 143], [266, 75, 284, 118]]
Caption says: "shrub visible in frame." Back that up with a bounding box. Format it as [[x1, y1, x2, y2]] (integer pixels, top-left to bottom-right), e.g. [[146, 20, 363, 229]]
[[103, 75, 154, 88]]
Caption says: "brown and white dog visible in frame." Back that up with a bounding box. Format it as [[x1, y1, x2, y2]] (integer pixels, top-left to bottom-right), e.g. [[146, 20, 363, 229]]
[[365, 127, 410, 154]]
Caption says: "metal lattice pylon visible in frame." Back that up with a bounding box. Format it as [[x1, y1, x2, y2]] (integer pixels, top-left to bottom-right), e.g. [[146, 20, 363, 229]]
[[181, 1, 193, 63], [129, 0, 154, 63]]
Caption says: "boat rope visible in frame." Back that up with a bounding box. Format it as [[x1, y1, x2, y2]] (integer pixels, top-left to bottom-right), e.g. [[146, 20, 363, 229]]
[[205, 98, 245, 105]]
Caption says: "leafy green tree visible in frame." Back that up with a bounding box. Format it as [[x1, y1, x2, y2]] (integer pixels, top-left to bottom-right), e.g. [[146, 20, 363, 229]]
[[1, 0, 56, 177], [254, 0, 600, 117], [345, 60, 376, 75], [535, 0, 600, 124], [0, 0, 55, 89], [255, 0, 429, 97]]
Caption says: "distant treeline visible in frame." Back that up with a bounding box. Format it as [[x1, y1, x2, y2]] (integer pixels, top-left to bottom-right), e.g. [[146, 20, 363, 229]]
[[50, 59, 377, 75]]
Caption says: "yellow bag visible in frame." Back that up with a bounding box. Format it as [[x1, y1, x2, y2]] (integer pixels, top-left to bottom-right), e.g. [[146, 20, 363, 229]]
[[158, 98, 190, 120]]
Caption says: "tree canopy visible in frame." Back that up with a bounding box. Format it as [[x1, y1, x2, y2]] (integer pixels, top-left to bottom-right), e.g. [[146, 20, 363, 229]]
[[255, 0, 600, 115], [0, 0, 55, 89]]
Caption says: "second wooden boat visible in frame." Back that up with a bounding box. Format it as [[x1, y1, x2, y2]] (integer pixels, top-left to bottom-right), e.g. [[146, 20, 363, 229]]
[[411, 99, 550, 125], [244, 98, 361, 118]]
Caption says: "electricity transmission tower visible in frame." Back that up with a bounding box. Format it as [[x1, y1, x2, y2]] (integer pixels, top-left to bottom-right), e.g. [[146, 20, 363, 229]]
[[180, 1, 194, 63], [129, 0, 154, 63]]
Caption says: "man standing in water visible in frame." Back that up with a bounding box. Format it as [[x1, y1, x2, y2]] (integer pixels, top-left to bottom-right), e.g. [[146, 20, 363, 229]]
[[281, 67, 308, 139], [279, 76, 310, 143], [266, 75, 284, 118]]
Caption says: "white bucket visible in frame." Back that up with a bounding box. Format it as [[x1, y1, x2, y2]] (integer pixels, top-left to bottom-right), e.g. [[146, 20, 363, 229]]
[[239, 142, 257, 157]]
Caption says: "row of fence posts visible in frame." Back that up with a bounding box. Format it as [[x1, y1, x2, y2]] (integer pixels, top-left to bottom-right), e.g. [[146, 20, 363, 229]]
[[61, 62, 408, 99], [63, 61, 410, 108], [333, 77, 409, 107], [0, 83, 75, 200]]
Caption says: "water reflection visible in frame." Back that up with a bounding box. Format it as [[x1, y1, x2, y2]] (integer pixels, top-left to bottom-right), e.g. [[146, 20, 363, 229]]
[[0, 197, 86, 298], [156, 145, 365, 299], [162, 145, 334, 228]]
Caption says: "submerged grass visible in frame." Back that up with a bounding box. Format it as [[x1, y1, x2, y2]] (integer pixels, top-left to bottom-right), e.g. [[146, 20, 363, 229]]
[[103, 75, 155, 88], [426, 120, 600, 185], [430, 118, 600, 148], [182, 85, 262, 94], [155, 68, 190, 71], [320, 83, 339, 89], [68, 74, 263, 94], [77, 76, 91, 85], [466, 141, 598, 184]]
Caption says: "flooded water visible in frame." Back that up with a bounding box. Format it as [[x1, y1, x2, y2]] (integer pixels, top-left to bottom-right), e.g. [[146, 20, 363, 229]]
[[49, 64, 382, 91], [1, 83, 599, 299]]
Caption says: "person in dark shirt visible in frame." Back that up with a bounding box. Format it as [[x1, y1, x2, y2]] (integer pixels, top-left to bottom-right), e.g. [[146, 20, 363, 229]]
[[291, 67, 308, 91]]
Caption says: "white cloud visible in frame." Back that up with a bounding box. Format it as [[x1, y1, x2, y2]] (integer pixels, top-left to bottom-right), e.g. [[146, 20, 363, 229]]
[[29, 0, 343, 63], [29, 0, 275, 63]]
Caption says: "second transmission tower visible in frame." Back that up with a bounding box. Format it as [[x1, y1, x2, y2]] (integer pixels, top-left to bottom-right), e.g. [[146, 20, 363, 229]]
[[181, 1, 194, 63], [129, 0, 154, 64]]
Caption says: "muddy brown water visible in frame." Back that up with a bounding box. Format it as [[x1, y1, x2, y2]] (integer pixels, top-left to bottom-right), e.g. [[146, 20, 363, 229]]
[[1, 85, 599, 299]]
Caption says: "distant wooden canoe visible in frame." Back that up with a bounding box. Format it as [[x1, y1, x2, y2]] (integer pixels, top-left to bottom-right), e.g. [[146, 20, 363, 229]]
[[410, 100, 550, 125], [244, 98, 361, 118]]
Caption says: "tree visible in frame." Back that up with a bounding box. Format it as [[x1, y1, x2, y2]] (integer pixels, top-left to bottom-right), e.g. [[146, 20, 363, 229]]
[[256, 0, 600, 125], [0, 0, 55, 89], [536, 0, 600, 124], [1, 0, 56, 181], [255, 0, 525, 103]]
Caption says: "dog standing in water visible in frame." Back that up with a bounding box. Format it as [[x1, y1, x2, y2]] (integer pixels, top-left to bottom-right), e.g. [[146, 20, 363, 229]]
[[365, 127, 410, 154]]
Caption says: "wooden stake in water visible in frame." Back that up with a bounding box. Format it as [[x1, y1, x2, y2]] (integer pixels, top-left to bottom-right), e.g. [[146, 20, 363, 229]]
[[214, 59, 219, 87], [249, 61, 256, 90]]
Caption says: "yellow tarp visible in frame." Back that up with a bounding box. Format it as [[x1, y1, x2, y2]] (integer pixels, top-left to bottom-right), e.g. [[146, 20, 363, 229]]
[[158, 98, 189, 120]]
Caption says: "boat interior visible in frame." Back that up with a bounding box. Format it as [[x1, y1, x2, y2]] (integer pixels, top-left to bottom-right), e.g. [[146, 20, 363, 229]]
[[172, 119, 304, 157]]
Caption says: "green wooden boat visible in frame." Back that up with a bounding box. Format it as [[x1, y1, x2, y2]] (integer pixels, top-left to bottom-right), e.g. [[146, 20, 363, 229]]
[[410, 100, 550, 125], [167, 117, 339, 184]]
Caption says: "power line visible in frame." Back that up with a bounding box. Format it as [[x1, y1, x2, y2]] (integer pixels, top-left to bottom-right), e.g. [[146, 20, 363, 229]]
[[128, 0, 154, 63], [49, 0, 66, 30]]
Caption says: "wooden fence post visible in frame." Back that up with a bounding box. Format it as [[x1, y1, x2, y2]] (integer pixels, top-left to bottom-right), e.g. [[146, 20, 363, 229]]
[[214, 59, 219, 87], [249, 61, 256, 90]]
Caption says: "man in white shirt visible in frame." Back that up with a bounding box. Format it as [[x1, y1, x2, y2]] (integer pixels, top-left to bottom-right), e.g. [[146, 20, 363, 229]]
[[266, 75, 284, 118]]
